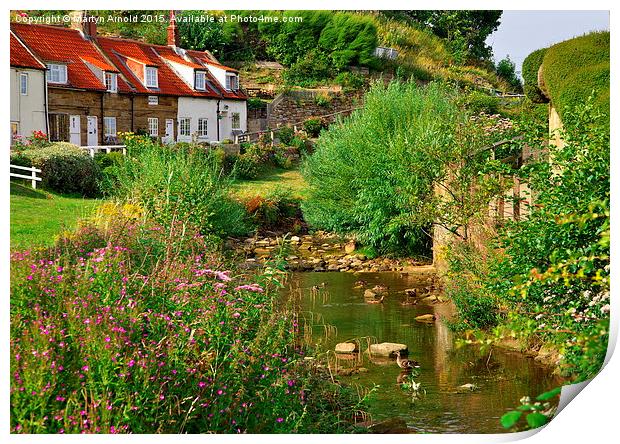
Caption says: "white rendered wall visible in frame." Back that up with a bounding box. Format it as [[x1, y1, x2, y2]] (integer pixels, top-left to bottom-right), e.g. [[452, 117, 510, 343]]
[[10, 67, 47, 140], [177, 97, 219, 143]]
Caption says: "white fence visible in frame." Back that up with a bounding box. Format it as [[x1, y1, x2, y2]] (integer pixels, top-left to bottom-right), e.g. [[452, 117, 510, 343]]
[[10, 164, 42, 189], [81, 145, 126, 158]]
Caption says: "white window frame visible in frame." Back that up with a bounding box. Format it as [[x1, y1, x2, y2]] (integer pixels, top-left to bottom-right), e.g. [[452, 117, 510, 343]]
[[148, 95, 159, 106], [104, 72, 118, 93], [47, 64, 68, 84], [19, 72, 28, 95], [225, 74, 238, 91], [197, 118, 208, 137], [144, 66, 158, 88], [148, 117, 158, 137], [194, 71, 206, 91], [179, 118, 191, 137], [103, 117, 117, 137], [231, 112, 241, 130]]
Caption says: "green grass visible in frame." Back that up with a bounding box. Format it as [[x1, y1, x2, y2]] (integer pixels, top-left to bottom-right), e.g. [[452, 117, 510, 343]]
[[10, 182, 101, 249], [231, 167, 308, 200]]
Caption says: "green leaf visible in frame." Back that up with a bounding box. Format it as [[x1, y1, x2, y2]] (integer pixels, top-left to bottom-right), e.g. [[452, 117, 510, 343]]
[[500, 410, 523, 429], [536, 387, 561, 401], [526, 412, 549, 429]]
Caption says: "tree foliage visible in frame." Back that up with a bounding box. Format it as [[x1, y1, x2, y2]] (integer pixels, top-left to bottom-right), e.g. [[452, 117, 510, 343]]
[[383, 10, 502, 62], [301, 82, 508, 257], [495, 56, 522, 92]]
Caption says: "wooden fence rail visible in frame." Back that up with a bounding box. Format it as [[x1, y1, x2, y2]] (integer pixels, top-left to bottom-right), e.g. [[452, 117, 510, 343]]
[[10, 164, 42, 189], [81, 145, 127, 158]]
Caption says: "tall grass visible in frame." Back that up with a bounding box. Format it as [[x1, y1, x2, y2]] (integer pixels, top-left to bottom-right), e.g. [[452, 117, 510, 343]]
[[108, 137, 250, 239]]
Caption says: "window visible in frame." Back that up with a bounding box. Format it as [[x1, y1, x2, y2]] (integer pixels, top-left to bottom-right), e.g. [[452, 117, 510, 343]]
[[145, 67, 158, 88], [225, 74, 238, 91], [179, 118, 191, 137], [148, 95, 158, 105], [231, 112, 241, 130], [148, 118, 158, 137], [47, 64, 67, 84], [194, 71, 206, 90], [20, 73, 28, 95], [104, 117, 117, 137], [197, 118, 208, 137], [104, 72, 118, 92], [49, 114, 69, 142]]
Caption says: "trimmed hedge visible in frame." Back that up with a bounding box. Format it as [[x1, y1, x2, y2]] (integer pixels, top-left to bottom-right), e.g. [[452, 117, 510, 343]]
[[522, 48, 548, 103], [11, 142, 101, 197], [541, 32, 609, 120]]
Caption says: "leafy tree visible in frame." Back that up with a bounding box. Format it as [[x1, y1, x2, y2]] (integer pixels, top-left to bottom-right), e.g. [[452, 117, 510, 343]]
[[496, 55, 522, 92], [384, 10, 502, 62]]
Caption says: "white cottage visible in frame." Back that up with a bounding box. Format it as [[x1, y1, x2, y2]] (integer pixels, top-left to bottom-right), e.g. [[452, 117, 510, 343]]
[[10, 32, 47, 144]]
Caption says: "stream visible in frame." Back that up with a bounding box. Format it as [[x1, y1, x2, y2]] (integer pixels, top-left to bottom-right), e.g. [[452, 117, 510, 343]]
[[285, 269, 563, 433]]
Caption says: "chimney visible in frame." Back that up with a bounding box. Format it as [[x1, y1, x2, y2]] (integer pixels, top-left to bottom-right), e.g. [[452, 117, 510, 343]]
[[69, 10, 97, 39], [167, 10, 180, 47]]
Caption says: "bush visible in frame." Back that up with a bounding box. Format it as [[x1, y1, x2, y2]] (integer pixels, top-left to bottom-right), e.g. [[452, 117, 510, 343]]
[[522, 48, 548, 103], [303, 118, 324, 138], [277, 126, 295, 145], [460, 90, 500, 115], [334, 72, 366, 90], [245, 189, 303, 230], [11, 142, 101, 197], [302, 81, 476, 256], [283, 50, 333, 85], [110, 143, 251, 238]]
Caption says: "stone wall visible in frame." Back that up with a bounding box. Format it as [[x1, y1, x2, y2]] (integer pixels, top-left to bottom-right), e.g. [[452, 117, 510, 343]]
[[267, 89, 363, 129]]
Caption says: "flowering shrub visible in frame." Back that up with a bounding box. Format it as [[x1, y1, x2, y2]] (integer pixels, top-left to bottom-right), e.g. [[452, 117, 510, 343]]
[[10, 214, 359, 433], [12, 131, 50, 150]]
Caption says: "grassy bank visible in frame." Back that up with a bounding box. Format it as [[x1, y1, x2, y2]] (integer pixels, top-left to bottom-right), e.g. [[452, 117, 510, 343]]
[[231, 167, 308, 200], [10, 183, 100, 249]]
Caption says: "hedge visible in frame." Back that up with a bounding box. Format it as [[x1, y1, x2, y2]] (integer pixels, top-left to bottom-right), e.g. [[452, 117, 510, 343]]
[[540, 32, 609, 120], [522, 48, 548, 103]]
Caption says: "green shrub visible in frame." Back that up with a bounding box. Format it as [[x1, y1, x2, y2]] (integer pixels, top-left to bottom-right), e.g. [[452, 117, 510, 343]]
[[522, 48, 548, 103], [12, 142, 101, 197], [111, 143, 251, 237], [283, 50, 333, 85], [334, 72, 366, 90], [277, 126, 295, 145], [235, 152, 264, 179], [303, 118, 324, 138], [460, 90, 500, 115], [541, 31, 609, 121], [245, 189, 303, 229]]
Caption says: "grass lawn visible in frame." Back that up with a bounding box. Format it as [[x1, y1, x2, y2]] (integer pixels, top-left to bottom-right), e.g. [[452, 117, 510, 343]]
[[231, 167, 308, 200], [10, 182, 101, 250]]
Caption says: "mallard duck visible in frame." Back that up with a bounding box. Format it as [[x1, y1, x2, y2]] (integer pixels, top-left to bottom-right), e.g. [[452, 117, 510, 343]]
[[395, 351, 420, 369], [366, 295, 385, 304], [404, 288, 418, 298]]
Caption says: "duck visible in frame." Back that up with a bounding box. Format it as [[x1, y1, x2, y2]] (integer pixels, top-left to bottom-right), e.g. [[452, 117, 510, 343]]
[[353, 279, 367, 289], [366, 295, 385, 304], [372, 284, 388, 294], [404, 288, 418, 298], [395, 351, 420, 369], [400, 298, 418, 306]]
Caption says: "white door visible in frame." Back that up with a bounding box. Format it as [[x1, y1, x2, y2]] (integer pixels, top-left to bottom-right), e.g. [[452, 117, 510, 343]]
[[164, 119, 174, 144], [87, 116, 98, 146], [69, 115, 81, 145]]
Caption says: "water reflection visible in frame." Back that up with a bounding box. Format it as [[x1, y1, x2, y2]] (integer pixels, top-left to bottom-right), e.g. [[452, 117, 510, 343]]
[[285, 271, 564, 433]]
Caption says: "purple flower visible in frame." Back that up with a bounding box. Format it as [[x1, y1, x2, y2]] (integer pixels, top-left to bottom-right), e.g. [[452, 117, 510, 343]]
[[276, 417, 284, 423]]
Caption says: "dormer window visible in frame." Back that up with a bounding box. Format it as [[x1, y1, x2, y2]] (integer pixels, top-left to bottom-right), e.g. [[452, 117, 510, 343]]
[[47, 64, 67, 84], [194, 71, 206, 90], [145, 66, 158, 88], [104, 72, 118, 92], [225, 73, 238, 91]]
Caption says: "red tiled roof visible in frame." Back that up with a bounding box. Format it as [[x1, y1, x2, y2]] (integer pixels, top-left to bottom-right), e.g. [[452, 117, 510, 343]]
[[96, 37, 220, 98], [10, 33, 45, 69], [185, 50, 247, 100], [10, 23, 128, 91]]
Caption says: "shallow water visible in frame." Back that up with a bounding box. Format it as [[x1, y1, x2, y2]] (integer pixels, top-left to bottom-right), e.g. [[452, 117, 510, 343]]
[[285, 270, 563, 433]]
